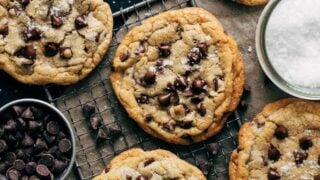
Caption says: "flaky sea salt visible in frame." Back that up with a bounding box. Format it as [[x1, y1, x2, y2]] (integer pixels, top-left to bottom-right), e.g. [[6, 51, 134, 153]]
[[265, 0, 320, 88]]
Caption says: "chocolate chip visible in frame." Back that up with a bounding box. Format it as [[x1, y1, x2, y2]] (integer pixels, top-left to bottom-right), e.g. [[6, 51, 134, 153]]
[[162, 123, 175, 132], [191, 93, 205, 104], [0, 139, 8, 153], [15, 149, 26, 161], [144, 158, 155, 167], [137, 42, 146, 54], [106, 126, 122, 139], [23, 147, 34, 158], [145, 114, 153, 122], [0, 25, 8, 37], [36, 164, 50, 177], [20, 0, 30, 6], [46, 121, 60, 135], [0, 162, 9, 174], [6, 168, 21, 180], [198, 103, 207, 116], [177, 120, 193, 129], [58, 138, 71, 153], [59, 47, 73, 59], [0, 127, 3, 138], [192, 78, 206, 94], [5, 152, 17, 165], [44, 43, 59, 57], [299, 137, 313, 150], [197, 42, 208, 57], [318, 155, 320, 165], [142, 70, 156, 85], [135, 175, 148, 180], [104, 167, 110, 173], [25, 162, 37, 175], [120, 50, 130, 62], [17, 118, 27, 131], [187, 47, 202, 65], [212, 78, 219, 91], [82, 104, 96, 118], [268, 145, 280, 161], [208, 143, 219, 155], [274, 125, 288, 140], [29, 175, 40, 180], [35, 138, 48, 153], [21, 107, 34, 119], [75, 15, 87, 29], [164, 82, 175, 93], [43, 131, 56, 145], [183, 87, 193, 97], [53, 159, 67, 174], [159, 44, 171, 57], [22, 134, 34, 147], [157, 93, 171, 106], [25, 45, 37, 60], [136, 94, 149, 104], [174, 76, 188, 90], [293, 150, 308, 165], [47, 146, 58, 155], [29, 121, 42, 133], [57, 131, 66, 140], [198, 160, 211, 176], [5, 133, 17, 147], [38, 154, 54, 168], [97, 128, 108, 142], [89, 116, 102, 130], [126, 175, 132, 180], [13, 159, 25, 171], [314, 174, 320, 180], [23, 27, 41, 41], [11, 105, 24, 117], [51, 15, 63, 28], [4, 119, 17, 132], [267, 169, 280, 180]]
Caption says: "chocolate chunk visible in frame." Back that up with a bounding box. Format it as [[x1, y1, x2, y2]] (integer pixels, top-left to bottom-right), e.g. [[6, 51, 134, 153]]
[[192, 78, 206, 94], [135, 175, 148, 180], [58, 138, 71, 153], [13, 159, 25, 171], [208, 143, 219, 155], [212, 78, 219, 91], [157, 93, 171, 106], [0, 25, 8, 37], [46, 121, 60, 135], [197, 42, 208, 57], [299, 137, 313, 150], [23, 27, 41, 41], [268, 169, 280, 180], [187, 47, 202, 65], [44, 43, 59, 57], [36, 164, 50, 177], [6, 168, 21, 180], [15, 149, 26, 161], [89, 116, 102, 130], [0, 162, 8, 174], [314, 174, 320, 180], [120, 50, 130, 62], [75, 15, 87, 29], [25, 162, 37, 175], [106, 126, 122, 139], [144, 158, 155, 167], [198, 103, 207, 116], [191, 93, 205, 104], [0, 139, 8, 153], [53, 159, 67, 174], [22, 134, 34, 147], [29, 121, 42, 132], [59, 47, 73, 59], [183, 87, 193, 97], [159, 44, 171, 57], [4, 119, 17, 132], [82, 104, 95, 118], [174, 76, 188, 90], [198, 160, 211, 176], [35, 138, 48, 152], [17, 118, 27, 131], [5, 152, 17, 165], [136, 94, 149, 104], [177, 120, 193, 129], [51, 15, 63, 28], [274, 125, 288, 140], [20, 0, 30, 6], [38, 154, 54, 168], [142, 70, 156, 85], [97, 128, 108, 142], [268, 145, 280, 161], [293, 150, 308, 165]]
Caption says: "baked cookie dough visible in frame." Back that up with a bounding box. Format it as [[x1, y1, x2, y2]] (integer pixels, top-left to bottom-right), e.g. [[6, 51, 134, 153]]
[[93, 148, 205, 180], [0, 0, 113, 85], [229, 98, 320, 180], [111, 7, 244, 145], [233, 0, 268, 6]]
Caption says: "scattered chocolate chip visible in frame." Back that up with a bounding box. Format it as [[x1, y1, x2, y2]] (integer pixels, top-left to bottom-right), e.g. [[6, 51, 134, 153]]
[[174, 76, 188, 90], [207, 143, 219, 155], [136, 94, 149, 104], [89, 116, 102, 130], [268, 145, 281, 161], [299, 137, 313, 150], [6, 168, 21, 180], [82, 104, 96, 118], [0, 162, 9, 174], [23, 27, 41, 41], [58, 138, 71, 153], [191, 93, 205, 104], [53, 159, 67, 174], [22, 134, 34, 147], [268, 169, 280, 180], [35, 138, 48, 153], [38, 154, 54, 168], [4, 119, 17, 132], [177, 120, 193, 129], [44, 43, 59, 57], [159, 44, 171, 57], [198, 103, 207, 116], [198, 160, 211, 176], [75, 15, 87, 29], [192, 78, 206, 94], [157, 93, 171, 106], [97, 128, 108, 142], [197, 42, 208, 57], [106, 126, 122, 139], [13, 159, 25, 171], [274, 125, 288, 140], [51, 15, 63, 28], [46, 121, 60, 135], [20, 0, 30, 6], [25, 162, 37, 175], [187, 47, 202, 65], [142, 70, 156, 85], [144, 158, 155, 167], [293, 150, 308, 165], [5, 152, 17, 165], [0, 25, 8, 37], [59, 47, 73, 59], [36, 164, 50, 177], [29, 121, 42, 133], [0, 139, 8, 153], [120, 50, 130, 62], [135, 175, 148, 180]]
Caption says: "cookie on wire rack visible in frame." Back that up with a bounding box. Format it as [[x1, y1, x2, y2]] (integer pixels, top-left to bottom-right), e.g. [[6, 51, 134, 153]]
[[93, 148, 206, 180], [110, 7, 244, 145], [0, 0, 113, 85], [233, 0, 268, 6], [229, 98, 320, 180]]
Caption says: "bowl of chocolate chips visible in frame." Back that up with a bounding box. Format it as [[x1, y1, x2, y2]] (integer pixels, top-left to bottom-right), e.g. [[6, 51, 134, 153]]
[[0, 99, 75, 180]]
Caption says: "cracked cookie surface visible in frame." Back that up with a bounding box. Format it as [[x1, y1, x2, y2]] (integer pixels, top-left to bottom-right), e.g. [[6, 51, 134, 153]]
[[233, 0, 268, 6], [111, 7, 244, 145], [0, 0, 113, 85], [229, 98, 320, 180], [93, 148, 205, 180]]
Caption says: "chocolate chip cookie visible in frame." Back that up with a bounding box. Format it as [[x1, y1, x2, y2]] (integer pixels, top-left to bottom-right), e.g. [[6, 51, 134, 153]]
[[111, 7, 244, 145], [233, 0, 268, 6], [0, 0, 113, 85], [229, 99, 320, 180], [93, 148, 205, 180]]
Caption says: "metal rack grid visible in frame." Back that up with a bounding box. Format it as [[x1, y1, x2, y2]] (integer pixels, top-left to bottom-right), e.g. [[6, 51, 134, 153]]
[[44, 0, 243, 179]]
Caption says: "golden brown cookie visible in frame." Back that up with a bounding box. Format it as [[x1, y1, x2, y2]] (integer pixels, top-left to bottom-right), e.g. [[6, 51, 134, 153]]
[[229, 98, 320, 180], [111, 7, 244, 145], [93, 148, 206, 180], [0, 0, 113, 85], [233, 0, 268, 6]]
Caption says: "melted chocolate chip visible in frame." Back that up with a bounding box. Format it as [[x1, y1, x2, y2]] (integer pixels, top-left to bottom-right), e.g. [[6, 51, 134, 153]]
[[177, 120, 193, 129], [120, 50, 130, 62], [198, 160, 211, 176], [174, 76, 188, 90], [23, 27, 41, 41], [268, 169, 280, 180], [187, 47, 202, 65], [165, 82, 176, 92], [15, 45, 36, 60], [135, 175, 148, 180], [197, 42, 208, 57], [136, 94, 149, 104], [299, 137, 313, 150], [212, 78, 219, 91], [157, 93, 171, 106], [183, 87, 193, 97], [145, 114, 153, 122], [318, 155, 320, 165], [191, 93, 205, 104], [293, 150, 308, 165], [159, 44, 171, 57], [198, 103, 207, 116], [137, 42, 146, 54], [162, 123, 175, 132], [192, 78, 206, 94], [126, 175, 132, 180], [51, 15, 63, 28], [207, 143, 219, 155], [0, 25, 8, 37], [44, 43, 59, 57], [314, 174, 320, 180], [144, 158, 155, 167], [268, 145, 280, 161], [20, 0, 30, 7], [274, 125, 288, 140], [75, 15, 88, 29], [142, 70, 156, 85]]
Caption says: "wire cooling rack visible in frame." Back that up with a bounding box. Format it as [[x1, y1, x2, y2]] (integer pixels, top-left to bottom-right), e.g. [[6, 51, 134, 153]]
[[44, 0, 243, 179]]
